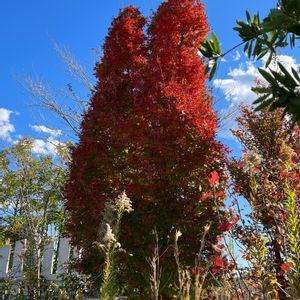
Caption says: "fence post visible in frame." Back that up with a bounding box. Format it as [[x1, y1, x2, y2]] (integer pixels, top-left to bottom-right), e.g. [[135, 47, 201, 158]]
[[0, 244, 11, 279]]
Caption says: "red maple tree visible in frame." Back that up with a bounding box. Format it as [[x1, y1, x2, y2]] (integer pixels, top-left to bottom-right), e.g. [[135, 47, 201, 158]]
[[65, 0, 227, 295]]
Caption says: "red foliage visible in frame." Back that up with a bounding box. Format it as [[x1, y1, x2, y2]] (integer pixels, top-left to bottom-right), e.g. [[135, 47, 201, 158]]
[[218, 221, 233, 232], [217, 236, 222, 243], [280, 262, 294, 273], [214, 257, 224, 268], [65, 5, 148, 270], [228, 106, 300, 297], [65, 0, 226, 293], [209, 171, 219, 185]]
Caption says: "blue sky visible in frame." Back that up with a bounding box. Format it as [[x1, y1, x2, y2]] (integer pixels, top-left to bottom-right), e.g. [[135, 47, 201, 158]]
[[1, 0, 299, 155]]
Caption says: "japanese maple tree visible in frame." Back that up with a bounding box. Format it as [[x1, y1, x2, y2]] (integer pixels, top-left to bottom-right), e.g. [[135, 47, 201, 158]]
[[65, 0, 226, 296]]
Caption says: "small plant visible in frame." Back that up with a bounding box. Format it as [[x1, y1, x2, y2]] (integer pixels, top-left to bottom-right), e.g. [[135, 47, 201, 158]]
[[284, 186, 300, 298], [147, 228, 161, 300], [94, 191, 133, 300]]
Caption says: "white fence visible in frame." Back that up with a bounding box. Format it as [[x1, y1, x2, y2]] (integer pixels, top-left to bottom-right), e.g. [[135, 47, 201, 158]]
[[0, 238, 75, 281], [0, 239, 130, 299]]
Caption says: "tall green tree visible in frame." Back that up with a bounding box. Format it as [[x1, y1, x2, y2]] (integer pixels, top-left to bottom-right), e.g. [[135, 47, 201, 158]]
[[0, 138, 67, 298]]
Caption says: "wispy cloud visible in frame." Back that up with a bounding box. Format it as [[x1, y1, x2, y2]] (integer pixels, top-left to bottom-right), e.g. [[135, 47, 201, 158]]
[[232, 50, 241, 61], [31, 125, 62, 137], [0, 108, 15, 142]]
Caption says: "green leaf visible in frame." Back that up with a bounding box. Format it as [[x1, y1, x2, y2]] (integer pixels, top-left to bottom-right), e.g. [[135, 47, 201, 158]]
[[291, 67, 300, 83], [269, 100, 281, 111], [257, 48, 269, 60], [243, 41, 249, 53], [252, 87, 271, 94], [253, 13, 260, 26], [253, 93, 270, 104], [288, 24, 300, 35], [289, 97, 300, 107], [258, 68, 277, 86], [246, 10, 251, 23], [199, 49, 209, 58], [209, 61, 218, 81], [277, 62, 297, 86], [270, 69, 292, 87], [204, 64, 210, 75], [278, 94, 289, 104], [290, 34, 295, 48], [253, 40, 262, 57], [211, 32, 221, 54], [254, 97, 274, 111], [206, 38, 214, 52], [204, 65, 210, 74], [247, 40, 253, 57], [265, 53, 273, 67]]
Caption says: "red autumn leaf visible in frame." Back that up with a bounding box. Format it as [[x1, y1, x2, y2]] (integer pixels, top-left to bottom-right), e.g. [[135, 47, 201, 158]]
[[211, 267, 219, 274], [281, 262, 294, 273], [234, 186, 241, 194], [218, 221, 233, 232], [215, 244, 225, 253], [279, 171, 287, 178], [232, 293, 239, 300], [290, 172, 300, 180], [217, 236, 222, 243], [214, 257, 224, 267], [231, 216, 240, 224], [209, 171, 219, 185], [216, 191, 225, 197], [200, 192, 212, 200]]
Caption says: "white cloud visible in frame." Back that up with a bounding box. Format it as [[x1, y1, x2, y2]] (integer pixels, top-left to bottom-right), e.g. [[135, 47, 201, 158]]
[[0, 108, 15, 142], [31, 137, 64, 156], [233, 51, 241, 61], [214, 54, 300, 139], [31, 125, 62, 137], [214, 61, 260, 107]]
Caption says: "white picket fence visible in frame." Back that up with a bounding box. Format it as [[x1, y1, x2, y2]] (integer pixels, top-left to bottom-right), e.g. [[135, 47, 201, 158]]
[[0, 238, 75, 281], [0, 239, 236, 300], [0, 239, 129, 299]]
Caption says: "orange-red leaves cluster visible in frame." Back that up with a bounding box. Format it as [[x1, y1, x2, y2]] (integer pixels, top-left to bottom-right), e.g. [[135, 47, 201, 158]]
[[280, 262, 294, 273], [209, 171, 219, 186]]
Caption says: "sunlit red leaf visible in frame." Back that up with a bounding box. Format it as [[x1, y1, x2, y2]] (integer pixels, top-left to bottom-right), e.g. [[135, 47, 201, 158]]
[[214, 257, 224, 267], [218, 221, 233, 232], [209, 171, 219, 185], [280, 262, 294, 273]]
